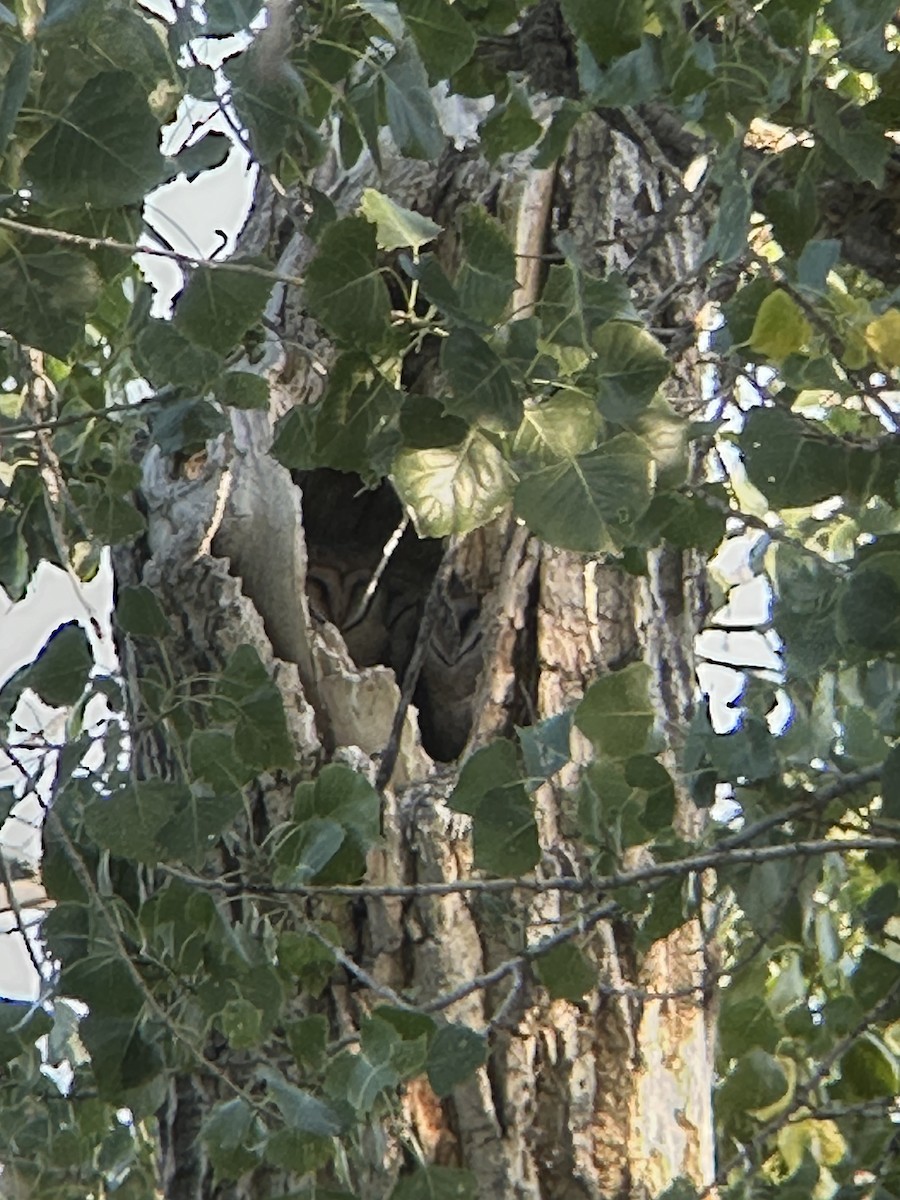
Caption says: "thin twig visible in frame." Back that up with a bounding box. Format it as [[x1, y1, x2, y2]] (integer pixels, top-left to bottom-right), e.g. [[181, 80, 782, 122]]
[[0, 216, 297, 284], [160, 833, 899, 902]]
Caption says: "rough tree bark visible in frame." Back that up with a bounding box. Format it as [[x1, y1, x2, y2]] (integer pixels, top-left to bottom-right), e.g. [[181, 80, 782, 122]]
[[113, 85, 717, 1200]]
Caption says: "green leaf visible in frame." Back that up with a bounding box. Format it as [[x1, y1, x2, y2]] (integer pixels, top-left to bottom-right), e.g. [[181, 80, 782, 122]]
[[827, 0, 897, 72], [396, 0, 477, 80], [625, 754, 675, 832], [297, 764, 381, 845], [472, 786, 540, 876], [373, 1006, 437, 1045], [53, 923, 143, 1017], [133, 320, 224, 392], [79, 1014, 163, 1100], [840, 568, 900, 652], [360, 187, 442, 251], [539, 261, 638, 349], [278, 931, 335, 996], [426, 1024, 486, 1096], [717, 1048, 789, 1117], [882, 745, 900, 821], [304, 216, 393, 348], [862, 882, 899, 934], [0, 517, 29, 602], [83, 780, 191, 863], [703, 168, 752, 264], [574, 663, 654, 759], [215, 645, 294, 770], [0, 1003, 52, 1066], [399, 395, 469, 449], [593, 321, 669, 420], [454, 206, 517, 325], [383, 42, 445, 159], [479, 87, 542, 162], [638, 877, 687, 950], [561, 0, 642, 65], [149, 398, 228, 457], [514, 433, 653, 552], [224, 46, 308, 166], [390, 1166, 478, 1200], [812, 90, 889, 187], [25, 622, 92, 708], [393, 433, 514, 537], [325, 1047, 398, 1115], [719, 996, 780, 1057], [683, 705, 779, 786], [25, 72, 165, 206], [535, 942, 595, 1002], [795, 239, 841, 295], [274, 817, 345, 886], [441, 329, 522, 429], [513, 394, 602, 466], [407, 255, 472, 325], [220, 998, 262, 1049], [204, 0, 262, 34], [201, 1099, 263, 1180], [71, 485, 146, 545], [583, 38, 664, 107], [165, 132, 231, 182], [258, 1066, 344, 1135], [188, 730, 254, 792], [0, 41, 34, 159], [749, 290, 811, 362], [761, 180, 819, 258], [517, 713, 572, 784], [532, 101, 582, 167], [633, 491, 726, 553], [655, 1182, 699, 1200], [0, 248, 102, 359], [291, 764, 381, 883], [285, 1015, 329, 1069], [219, 371, 270, 411], [834, 1032, 899, 1100], [450, 739, 522, 815], [264, 1130, 333, 1174], [273, 353, 402, 477], [173, 259, 272, 356], [851, 948, 900, 1013], [115, 586, 172, 638], [739, 407, 847, 509]]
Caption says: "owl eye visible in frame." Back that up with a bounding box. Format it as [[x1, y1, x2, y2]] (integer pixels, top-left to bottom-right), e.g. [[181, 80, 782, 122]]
[[307, 569, 339, 624], [343, 570, 380, 630], [429, 594, 482, 667]]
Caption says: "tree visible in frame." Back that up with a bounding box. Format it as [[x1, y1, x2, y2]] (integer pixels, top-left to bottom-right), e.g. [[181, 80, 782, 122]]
[[0, 1, 899, 1198]]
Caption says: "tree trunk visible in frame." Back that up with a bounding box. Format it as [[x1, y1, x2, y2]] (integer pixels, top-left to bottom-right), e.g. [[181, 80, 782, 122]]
[[114, 102, 717, 1200]]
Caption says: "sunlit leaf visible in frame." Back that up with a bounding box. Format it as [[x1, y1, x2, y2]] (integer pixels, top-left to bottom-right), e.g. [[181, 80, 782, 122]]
[[25, 72, 165, 206], [393, 434, 514, 536], [749, 290, 811, 362], [360, 188, 442, 251]]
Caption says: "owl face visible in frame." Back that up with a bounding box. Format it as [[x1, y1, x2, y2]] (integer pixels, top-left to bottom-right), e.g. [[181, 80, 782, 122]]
[[306, 562, 390, 667]]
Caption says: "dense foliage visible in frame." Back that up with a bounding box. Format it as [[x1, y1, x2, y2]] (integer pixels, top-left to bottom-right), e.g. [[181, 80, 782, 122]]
[[0, 0, 899, 1197]]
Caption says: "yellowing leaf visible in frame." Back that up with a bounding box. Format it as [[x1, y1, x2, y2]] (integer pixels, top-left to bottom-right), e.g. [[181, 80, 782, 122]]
[[778, 1118, 846, 1173], [359, 188, 442, 252], [828, 288, 871, 369], [749, 290, 811, 361], [865, 307, 900, 369]]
